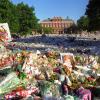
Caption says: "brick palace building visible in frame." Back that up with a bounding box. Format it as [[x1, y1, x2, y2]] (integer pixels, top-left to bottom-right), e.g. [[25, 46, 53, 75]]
[[40, 17, 75, 34]]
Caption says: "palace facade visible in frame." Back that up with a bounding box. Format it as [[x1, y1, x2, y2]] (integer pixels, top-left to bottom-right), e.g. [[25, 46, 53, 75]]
[[40, 17, 75, 34]]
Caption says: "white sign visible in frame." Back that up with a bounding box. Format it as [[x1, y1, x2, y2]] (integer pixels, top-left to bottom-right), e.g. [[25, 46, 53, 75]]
[[0, 23, 11, 42]]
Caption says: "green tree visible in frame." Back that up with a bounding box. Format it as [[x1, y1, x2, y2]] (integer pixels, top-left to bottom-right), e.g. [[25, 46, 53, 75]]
[[64, 24, 78, 34], [0, 1, 40, 35], [77, 16, 89, 31], [0, 0, 11, 22], [86, 0, 100, 31], [0, 0, 19, 33], [16, 2, 39, 36], [43, 27, 53, 34], [36, 24, 42, 34], [9, 4, 20, 33]]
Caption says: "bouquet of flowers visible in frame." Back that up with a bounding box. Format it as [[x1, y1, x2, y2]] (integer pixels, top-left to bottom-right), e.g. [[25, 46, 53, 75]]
[[0, 72, 21, 94], [38, 80, 60, 97]]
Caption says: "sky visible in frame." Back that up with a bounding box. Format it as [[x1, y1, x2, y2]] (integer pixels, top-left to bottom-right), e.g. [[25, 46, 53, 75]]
[[12, 0, 88, 22]]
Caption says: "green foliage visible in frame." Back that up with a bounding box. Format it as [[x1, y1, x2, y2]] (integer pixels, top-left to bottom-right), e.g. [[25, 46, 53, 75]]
[[36, 24, 43, 34], [65, 24, 78, 34], [43, 27, 53, 34], [0, 0, 39, 36], [77, 16, 89, 31], [18, 72, 27, 80], [9, 4, 20, 33], [86, 0, 100, 31], [16, 2, 39, 36], [0, 0, 19, 33], [0, 0, 11, 22]]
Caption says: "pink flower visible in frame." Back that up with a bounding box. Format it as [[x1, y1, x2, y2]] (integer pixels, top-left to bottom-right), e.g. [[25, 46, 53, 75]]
[[48, 64, 52, 67]]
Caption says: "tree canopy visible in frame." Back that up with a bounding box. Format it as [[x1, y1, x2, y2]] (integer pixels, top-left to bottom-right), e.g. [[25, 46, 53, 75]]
[[42, 27, 53, 34], [16, 2, 39, 36], [85, 0, 100, 31], [0, 0, 39, 36], [77, 16, 89, 31]]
